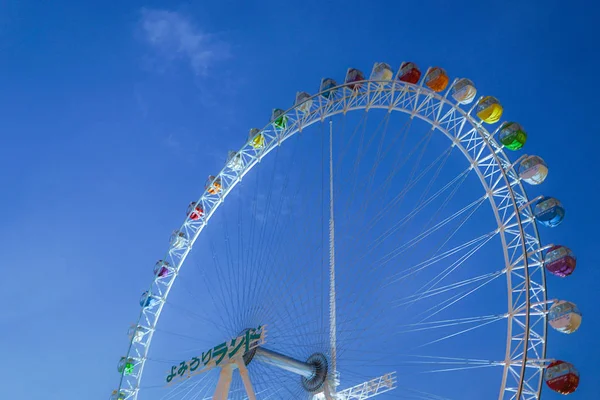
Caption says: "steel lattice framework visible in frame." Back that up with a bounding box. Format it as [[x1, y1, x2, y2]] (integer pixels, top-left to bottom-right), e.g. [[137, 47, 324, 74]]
[[116, 73, 549, 400]]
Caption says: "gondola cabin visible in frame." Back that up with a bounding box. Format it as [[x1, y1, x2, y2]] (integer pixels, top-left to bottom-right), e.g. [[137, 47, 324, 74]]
[[271, 109, 288, 130], [320, 78, 338, 99], [519, 155, 548, 185], [187, 202, 204, 221], [295, 91, 313, 113], [534, 196, 565, 228], [154, 260, 171, 278], [451, 78, 477, 104], [397, 62, 421, 84], [544, 245, 576, 277], [545, 360, 579, 394], [206, 176, 222, 195], [499, 122, 527, 150], [549, 301, 582, 334], [345, 68, 366, 90], [249, 128, 265, 149], [371, 62, 393, 81], [476, 96, 503, 124], [424, 67, 449, 92]]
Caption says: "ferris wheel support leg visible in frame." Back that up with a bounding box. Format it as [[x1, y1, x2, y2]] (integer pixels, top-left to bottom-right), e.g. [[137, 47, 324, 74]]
[[323, 381, 335, 400], [213, 363, 234, 400], [235, 358, 257, 400]]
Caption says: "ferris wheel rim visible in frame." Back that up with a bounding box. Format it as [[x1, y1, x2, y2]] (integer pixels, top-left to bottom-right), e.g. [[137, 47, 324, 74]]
[[116, 76, 547, 400]]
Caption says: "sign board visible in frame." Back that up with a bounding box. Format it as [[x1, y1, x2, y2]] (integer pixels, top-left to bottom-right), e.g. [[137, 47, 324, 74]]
[[165, 326, 266, 385]]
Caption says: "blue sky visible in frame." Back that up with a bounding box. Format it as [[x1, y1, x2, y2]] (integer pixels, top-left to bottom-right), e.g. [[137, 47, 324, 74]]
[[1, 0, 599, 399]]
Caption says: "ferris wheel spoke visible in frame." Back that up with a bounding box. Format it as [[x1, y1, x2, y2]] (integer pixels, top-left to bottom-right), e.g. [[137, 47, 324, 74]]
[[360, 173, 476, 269], [248, 158, 298, 275], [404, 197, 488, 265], [206, 214, 251, 334], [243, 149, 294, 304], [344, 150, 481, 304], [365, 152, 464, 248], [273, 275, 328, 343], [393, 270, 504, 308], [352, 116, 414, 214], [248, 221, 321, 338], [342, 115, 393, 203], [421, 194, 488, 265], [334, 122, 467, 304], [386, 230, 497, 285], [261, 259, 327, 342], [152, 327, 219, 345], [176, 256, 237, 335], [207, 233, 239, 333], [316, 234, 501, 363], [332, 300, 503, 362], [403, 123, 434, 184], [307, 311, 499, 347], [201, 139, 323, 344], [161, 380, 202, 400], [411, 317, 504, 350], [404, 231, 499, 303], [258, 280, 318, 338], [249, 230, 324, 343], [415, 272, 505, 323], [364, 144, 456, 235], [350, 111, 370, 173], [352, 111, 391, 174], [249, 165, 320, 301], [327, 270, 500, 348], [340, 353, 500, 366], [252, 362, 305, 399], [178, 376, 215, 400], [214, 206, 240, 331], [335, 202, 486, 315], [244, 156, 282, 306], [399, 356, 503, 372], [162, 300, 229, 333], [375, 120, 425, 196], [225, 208, 253, 333], [412, 143, 454, 207], [398, 392, 452, 400], [422, 364, 498, 374], [330, 209, 497, 335], [360, 115, 394, 208], [397, 314, 505, 333], [387, 385, 454, 400], [334, 111, 365, 175], [369, 196, 486, 271], [337, 115, 419, 226], [335, 355, 504, 384], [160, 370, 218, 400], [421, 164, 470, 232], [241, 371, 287, 400], [379, 118, 413, 163]]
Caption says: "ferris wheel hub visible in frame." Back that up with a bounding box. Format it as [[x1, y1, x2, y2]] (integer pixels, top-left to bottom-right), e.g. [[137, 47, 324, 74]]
[[301, 353, 329, 393], [252, 348, 329, 392]]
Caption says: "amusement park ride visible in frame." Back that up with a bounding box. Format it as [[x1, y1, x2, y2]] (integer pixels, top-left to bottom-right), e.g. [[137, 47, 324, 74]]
[[112, 62, 581, 399]]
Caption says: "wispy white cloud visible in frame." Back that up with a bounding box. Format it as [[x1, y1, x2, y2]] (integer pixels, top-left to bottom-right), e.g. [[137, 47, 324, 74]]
[[164, 133, 181, 151], [139, 8, 229, 75]]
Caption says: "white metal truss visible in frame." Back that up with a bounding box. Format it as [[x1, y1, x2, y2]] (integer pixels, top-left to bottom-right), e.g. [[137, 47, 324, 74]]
[[327, 372, 396, 400], [115, 71, 547, 400], [327, 119, 338, 394]]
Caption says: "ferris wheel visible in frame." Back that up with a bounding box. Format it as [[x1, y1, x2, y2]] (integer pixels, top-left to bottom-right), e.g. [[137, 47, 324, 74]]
[[112, 62, 582, 400]]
